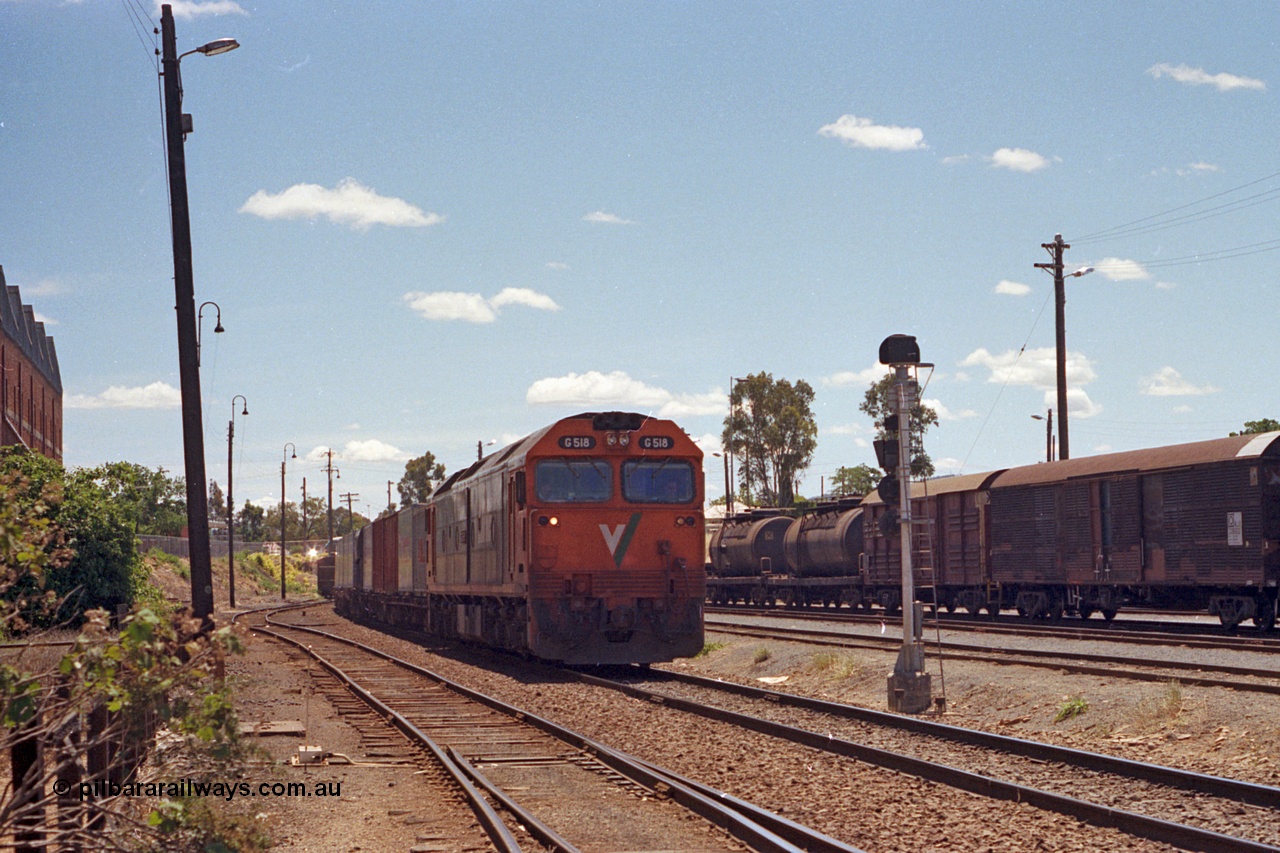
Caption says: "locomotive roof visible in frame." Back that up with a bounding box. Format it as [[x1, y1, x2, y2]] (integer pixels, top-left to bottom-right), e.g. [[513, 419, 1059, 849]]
[[992, 431, 1280, 488], [430, 411, 679, 496], [862, 469, 1005, 506]]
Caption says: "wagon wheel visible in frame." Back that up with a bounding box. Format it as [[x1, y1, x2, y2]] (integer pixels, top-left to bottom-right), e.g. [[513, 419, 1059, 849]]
[[1100, 607, 1118, 622], [1078, 606, 1095, 620], [1254, 597, 1276, 633]]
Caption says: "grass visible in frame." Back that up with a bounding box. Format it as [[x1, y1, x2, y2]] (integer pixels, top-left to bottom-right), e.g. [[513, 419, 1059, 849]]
[[752, 646, 771, 664], [811, 650, 860, 678], [1054, 695, 1089, 722], [695, 641, 727, 658], [147, 547, 189, 579], [240, 552, 317, 596]]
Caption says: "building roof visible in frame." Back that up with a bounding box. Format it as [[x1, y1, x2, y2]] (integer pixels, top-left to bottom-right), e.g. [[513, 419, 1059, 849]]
[[0, 267, 62, 393]]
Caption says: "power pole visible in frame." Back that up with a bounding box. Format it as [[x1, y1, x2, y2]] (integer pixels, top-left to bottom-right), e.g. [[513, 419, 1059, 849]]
[[341, 492, 359, 535], [323, 449, 338, 553], [1035, 234, 1070, 460], [387, 480, 393, 512], [301, 477, 308, 545]]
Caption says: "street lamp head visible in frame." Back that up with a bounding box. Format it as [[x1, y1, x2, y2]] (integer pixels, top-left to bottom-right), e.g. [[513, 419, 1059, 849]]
[[195, 38, 239, 57], [1068, 266, 1094, 278], [1031, 414, 1044, 421]]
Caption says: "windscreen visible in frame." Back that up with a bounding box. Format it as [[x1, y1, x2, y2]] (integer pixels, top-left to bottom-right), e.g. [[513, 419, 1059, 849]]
[[622, 460, 695, 503], [535, 459, 612, 503]]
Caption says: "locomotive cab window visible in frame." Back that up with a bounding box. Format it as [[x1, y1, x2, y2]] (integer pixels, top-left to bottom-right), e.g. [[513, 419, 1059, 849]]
[[535, 459, 612, 502], [623, 459, 695, 504]]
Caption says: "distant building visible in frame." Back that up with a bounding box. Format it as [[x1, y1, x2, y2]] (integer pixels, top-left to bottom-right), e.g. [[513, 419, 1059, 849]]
[[0, 266, 63, 462]]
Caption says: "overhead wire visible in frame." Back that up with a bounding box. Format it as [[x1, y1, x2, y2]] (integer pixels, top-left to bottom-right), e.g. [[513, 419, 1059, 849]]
[[957, 286, 1056, 473], [1069, 168, 1280, 244]]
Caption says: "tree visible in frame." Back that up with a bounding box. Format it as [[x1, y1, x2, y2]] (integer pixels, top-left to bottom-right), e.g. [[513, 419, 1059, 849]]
[[79, 462, 186, 536], [860, 372, 940, 478], [208, 479, 227, 518], [721, 372, 818, 507], [1230, 419, 1280, 437], [831, 464, 880, 496], [398, 452, 447, 505], [236, 500, 265, 542]]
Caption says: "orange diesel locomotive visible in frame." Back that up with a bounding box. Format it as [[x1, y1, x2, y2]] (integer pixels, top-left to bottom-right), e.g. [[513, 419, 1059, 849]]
[[334, 412, 706, 664]]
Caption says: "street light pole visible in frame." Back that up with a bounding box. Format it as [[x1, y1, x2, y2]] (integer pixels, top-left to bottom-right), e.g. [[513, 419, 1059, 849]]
[[160, 5, 238, 622], [227, 396, 247, 608], [281, 442, 296, 599], [1031, 409, 1053, 463]]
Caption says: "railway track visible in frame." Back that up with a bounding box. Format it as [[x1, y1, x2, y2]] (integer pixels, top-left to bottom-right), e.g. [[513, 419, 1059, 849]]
[[248, 604, 862, 853], [573, 667, 1280, 853], [707, 604, 1280, 652], [271, 601, 1280, 852], [703, 615, 1280, 696]]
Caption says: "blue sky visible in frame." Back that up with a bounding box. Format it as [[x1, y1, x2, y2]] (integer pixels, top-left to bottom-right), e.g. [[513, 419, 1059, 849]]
[[2, 1, 1278, 516]]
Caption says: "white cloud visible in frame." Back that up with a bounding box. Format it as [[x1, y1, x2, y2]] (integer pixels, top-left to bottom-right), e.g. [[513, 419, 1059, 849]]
[[402, 287, 560, 323], [488, 287, 561, 312], [526, 371, 726, 418], [1188, 161, 1220, 173], [306, 439, 411, 464], [993, 280, 1031, 296], [1095, 257, 1152, 281], [818, 114, 927, 152], [583, 211, 633, 225], [33, 312, 57, 326], [990, 147, 1049, 172], [22, 278, 64, 298], [545, 262, 570, 271], [961, 347, 1102, 417], [1148, 63, 1265, 92], [691, 433, 722, 454], [240, 178, 444, 231], [826, 423, 868, 436], [822, 363, 889, 387], [923, 398, 977, 421], [941, 154, 971, 165], [1173, 404, 1193, 414], [65, 382, 181, 410], [159, 0, 248, 18], [1140, 366, 1219, 397]]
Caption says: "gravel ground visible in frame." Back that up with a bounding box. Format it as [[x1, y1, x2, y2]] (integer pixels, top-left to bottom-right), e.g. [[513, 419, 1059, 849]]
[[294, 604, 1214, 853]]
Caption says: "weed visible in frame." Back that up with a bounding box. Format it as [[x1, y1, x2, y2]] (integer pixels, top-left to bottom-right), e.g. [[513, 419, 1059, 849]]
[[1054, 695, 1089, 722], [811, 651, 838, 670], [695, 641, 727, 658], [752, 647, 771, 664]]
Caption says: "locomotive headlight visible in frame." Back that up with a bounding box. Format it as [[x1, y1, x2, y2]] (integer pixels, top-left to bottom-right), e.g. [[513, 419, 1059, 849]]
[[619, 433, 630, 446], [685, 515, 697, 527], [549, 516, 559, 526], [675, 516, 685, 527], [606, 432, 617, 446], [538, 515, 559, 527]]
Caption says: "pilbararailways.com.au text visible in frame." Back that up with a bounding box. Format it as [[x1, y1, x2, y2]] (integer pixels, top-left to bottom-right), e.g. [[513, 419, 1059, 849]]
[[57, 779, 342, 802]]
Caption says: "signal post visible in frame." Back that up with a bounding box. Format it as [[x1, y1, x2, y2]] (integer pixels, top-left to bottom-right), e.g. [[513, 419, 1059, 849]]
[[876, 335, 933, 714]]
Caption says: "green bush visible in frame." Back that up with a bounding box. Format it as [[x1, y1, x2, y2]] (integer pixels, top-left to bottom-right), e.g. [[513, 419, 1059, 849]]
[[0, 448, 142, 624]]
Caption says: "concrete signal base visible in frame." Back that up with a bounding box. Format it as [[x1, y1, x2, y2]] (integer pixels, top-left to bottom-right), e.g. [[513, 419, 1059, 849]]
[[887, 671, 933, 714]]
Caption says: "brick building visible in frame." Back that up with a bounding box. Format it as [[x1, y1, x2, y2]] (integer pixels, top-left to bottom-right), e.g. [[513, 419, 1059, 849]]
[[0, 266, 63, 462]]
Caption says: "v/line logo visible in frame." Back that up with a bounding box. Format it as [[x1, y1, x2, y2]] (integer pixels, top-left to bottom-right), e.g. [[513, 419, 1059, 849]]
[[599, 513, 642, 567]]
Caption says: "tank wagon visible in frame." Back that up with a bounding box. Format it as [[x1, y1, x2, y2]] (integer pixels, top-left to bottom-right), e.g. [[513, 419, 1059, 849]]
[[334, 412, 706, 664], [706, 432, 1280, 630]]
